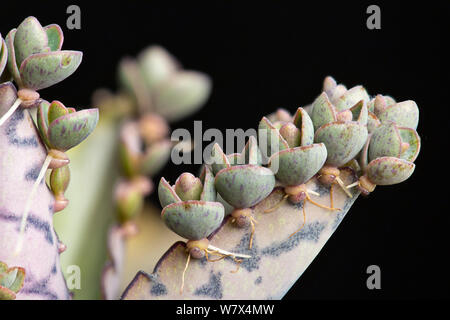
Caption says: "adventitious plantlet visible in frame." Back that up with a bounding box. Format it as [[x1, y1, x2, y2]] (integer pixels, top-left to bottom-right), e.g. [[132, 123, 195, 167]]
[[311, 79, 369, 201], [260, 107, 339, 236], [210, 137, 276, 249], [0, 17, 82, 126], [0, 262, 25, 300], [158, 166, 250, 293]]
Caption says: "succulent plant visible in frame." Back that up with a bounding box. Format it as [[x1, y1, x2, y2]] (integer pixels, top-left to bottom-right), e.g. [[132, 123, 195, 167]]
[[210, 137, 276, 248], [0, 262, 25, 300], [5, 17, 81, 91], [354, 121, 420, 195], [0, 17, 82, 127]]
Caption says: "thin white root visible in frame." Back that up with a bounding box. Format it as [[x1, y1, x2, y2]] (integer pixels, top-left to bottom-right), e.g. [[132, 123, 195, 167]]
[[14, 155, 53, 255], [180, 253, 191, 294], [346, 181, 359, 189], [207, 245, 251, 259], [306, 189, 320, 196], [335, 177, 353, 198], [0, 98, 22, 127]]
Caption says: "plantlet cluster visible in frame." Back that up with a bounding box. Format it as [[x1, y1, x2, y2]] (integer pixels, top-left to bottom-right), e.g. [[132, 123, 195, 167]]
[[153, 75, 421, 297]]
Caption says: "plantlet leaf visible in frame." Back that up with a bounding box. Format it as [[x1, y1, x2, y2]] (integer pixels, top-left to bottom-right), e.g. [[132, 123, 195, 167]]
[[140, 139, 172, 176], [258, 117, 289, 158], [377, 100, 419, 130], [44, 24, 64, 51], [292, 107, 314, 146], [314, 122, 368, 167], [48, 100, 69, 124], [48, 108, 99, 151], [210, 143, 231, 175], [20, 50, 83, 91], [398, 127, 421, 162], [367, 111, 381, 133], [121, 170, 359, 299], [366, 157, 415, 185], [214, 165, 275, 209], [158, 177, 182, 208], [311, 92, 337, 131], [14, 16, 49, 67], [269, 143, 327, 186], [369, 122, 402, 161], [199, 166, 217, 202], [334, 86, 370, 111], [161, 201, 225, 240], [349, 100, 368, 125]]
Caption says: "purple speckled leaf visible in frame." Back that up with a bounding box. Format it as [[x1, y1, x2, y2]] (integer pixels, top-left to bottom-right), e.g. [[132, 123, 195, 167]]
[[377, 100, 419, 130], [258, 117, 289, 158], [20, 50, 82, 91], [367, 111, 381, 134], [214, 165, 275, 209], [14, 16, 49, 67], [311, 92, 337, 131], [398, 127, 421, 162], [162, 201, 225, 241], [200, 166, 217, 202], [314, 122, 368, 167], [47, 108, 99, 151], [369, 122, 402, 162], [292, 107, 314, 146], [44, 24, 64, 51], [366, 157, 415, 185], [158, 178, 182, 208], [349, 100, 368, 125], [121, 170, 359, 300], [334, 86, 370, 112], [269, 143, 327, 187]]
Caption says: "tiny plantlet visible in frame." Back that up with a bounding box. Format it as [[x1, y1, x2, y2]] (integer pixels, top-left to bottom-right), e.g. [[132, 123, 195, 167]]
[[0, 17, 82, 127], [260, 107, 340, 236], [210, 137, 276, 249]]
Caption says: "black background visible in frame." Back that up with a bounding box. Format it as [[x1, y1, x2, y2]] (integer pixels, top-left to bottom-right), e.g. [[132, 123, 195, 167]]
[[1, 1, 448, 300]]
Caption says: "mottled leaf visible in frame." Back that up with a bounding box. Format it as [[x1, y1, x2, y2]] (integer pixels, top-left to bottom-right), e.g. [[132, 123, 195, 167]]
[[258, 117, 289, 158], [214, 165, 275, 209], [292, 107, 314, 146], [314, 122, 368, 167], [162, 201, 225, 240], [366, 157, 415, 185], [269, 143, 327, 187], [48, 108, 99, 151], [200, 166, 217, 202], [369, 122, 402, 161], [311, 92, 337, 131], [398, 127, 421, 162], [14, 16, 49, 67], [20, 50, 82, 91], [334, 86, 370, 111], [377, 100, 419, 130]]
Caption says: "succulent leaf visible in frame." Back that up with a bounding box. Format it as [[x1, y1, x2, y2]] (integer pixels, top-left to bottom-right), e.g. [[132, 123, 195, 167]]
[[20, 50, 83, 91], [158, 177, 182, 208], [366, 157, 415, 185], [369, 122, 402, 161], [140, 139, 172, 176], [334, 86, 370, 111], [258, 117, 289, 158], [210, 143, 231, 175], [269, 143, 327, 186], [161, 201, 224, 240], [48, 108, 99, 151], [314, 122, 368, 167], [311, 92, 337, 131], [44, 24, 64, 51], [174, 173, 203, 201], [367, 111, 381, 134], [349, 100, 368, 125], [398, 127, 421, 162], [14, 16, 49, 67], [5, 29, 22, 87], [377, 100, 419, 129], [199, 166, 216, 202], [214, 165, 275, 209]]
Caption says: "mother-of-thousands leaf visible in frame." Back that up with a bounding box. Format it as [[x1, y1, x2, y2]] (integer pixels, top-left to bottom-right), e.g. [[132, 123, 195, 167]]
[[121, 169, 358, 299]]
